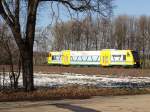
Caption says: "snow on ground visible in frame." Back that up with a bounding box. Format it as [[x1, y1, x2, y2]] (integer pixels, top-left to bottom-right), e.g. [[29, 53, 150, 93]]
[[1, 72, 150, 88], [33, 73, 150, 88]]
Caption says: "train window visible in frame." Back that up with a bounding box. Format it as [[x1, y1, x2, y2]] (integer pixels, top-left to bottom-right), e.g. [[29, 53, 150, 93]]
[[112, 55, 122, 61], [52, 56, 56, 60], [123, 55, 126, 61], [132, 51, 139, 61]]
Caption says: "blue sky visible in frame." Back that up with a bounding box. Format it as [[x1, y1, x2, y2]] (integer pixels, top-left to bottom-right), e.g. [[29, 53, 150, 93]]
[[38, 0, 150, 27], [114, 0, 150, 16]]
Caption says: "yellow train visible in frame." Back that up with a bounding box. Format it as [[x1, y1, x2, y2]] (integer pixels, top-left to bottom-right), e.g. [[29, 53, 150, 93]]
[[48, 49, 140, 67]]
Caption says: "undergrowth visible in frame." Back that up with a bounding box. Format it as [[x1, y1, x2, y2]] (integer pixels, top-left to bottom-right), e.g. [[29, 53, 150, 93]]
[[0, 86, 150, 102]]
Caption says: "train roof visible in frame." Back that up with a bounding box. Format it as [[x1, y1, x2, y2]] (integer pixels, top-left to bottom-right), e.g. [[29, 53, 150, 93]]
[[49, 51, 61, 55]]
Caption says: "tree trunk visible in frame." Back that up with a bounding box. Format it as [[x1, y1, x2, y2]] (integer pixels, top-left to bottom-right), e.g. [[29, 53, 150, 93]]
[[21, 48, 34, 91]]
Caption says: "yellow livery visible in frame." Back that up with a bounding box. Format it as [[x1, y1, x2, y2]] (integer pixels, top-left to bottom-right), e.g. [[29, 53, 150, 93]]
[[48, 49, 140, 68]]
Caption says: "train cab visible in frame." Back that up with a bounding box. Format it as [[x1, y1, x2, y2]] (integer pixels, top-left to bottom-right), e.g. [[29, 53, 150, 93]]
[[48, 51, 61, 65], [103, 49, 141, 67]]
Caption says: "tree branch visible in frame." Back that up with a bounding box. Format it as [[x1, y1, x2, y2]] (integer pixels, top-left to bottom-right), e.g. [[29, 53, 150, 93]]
[[0, 2, 14, 27], [39, 0, 113, 17], [0, 0, 24, 50], [1, 0, 15, 22], [40, 0, 91, 11]]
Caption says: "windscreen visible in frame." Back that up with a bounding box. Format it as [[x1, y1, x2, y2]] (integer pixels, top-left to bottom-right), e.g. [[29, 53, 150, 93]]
[[131, 51, 139, 62]]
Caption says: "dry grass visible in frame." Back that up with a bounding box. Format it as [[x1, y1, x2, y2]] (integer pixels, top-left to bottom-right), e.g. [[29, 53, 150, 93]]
[[1, 65, 150, 77], [0, 86, 150, 102]]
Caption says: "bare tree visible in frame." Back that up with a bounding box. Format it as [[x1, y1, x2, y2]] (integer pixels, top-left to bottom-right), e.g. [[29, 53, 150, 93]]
[[113, 15, 128, 49]]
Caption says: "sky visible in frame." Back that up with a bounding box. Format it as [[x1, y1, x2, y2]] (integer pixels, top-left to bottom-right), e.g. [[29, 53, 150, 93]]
[[114, 0, 150, 16], [38, 0, 150, 27]]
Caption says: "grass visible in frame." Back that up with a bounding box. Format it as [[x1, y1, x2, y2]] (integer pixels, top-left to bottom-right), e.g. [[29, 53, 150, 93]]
[[0, 86, 150, 102]]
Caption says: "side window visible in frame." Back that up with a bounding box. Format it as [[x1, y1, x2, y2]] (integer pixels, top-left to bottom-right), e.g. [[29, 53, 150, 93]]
[[52, 56, 56, 60], [123, 55, 126, 61]]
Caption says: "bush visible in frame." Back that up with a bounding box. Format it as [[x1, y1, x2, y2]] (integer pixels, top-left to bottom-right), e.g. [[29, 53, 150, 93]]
[[0, 86, 150, 102]]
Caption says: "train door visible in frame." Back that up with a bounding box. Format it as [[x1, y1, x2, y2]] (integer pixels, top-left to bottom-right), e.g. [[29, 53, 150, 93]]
[[100, 50, 111, 66], [48, 52, 52, 64], [62, 50, 71, 65]]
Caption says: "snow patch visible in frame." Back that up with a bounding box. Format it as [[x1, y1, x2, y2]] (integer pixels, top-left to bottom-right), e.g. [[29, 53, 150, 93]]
[[1, 72, 150, 88], [33, 73, 150, 88]]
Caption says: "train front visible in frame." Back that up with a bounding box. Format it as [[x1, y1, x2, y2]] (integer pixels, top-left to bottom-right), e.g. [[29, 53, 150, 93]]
[[131, 51, 140, 68]]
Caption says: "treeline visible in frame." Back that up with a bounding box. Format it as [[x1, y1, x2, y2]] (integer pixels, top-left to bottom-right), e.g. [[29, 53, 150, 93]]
[[51, 15, 150, 67], [52, 15, 150, 52]]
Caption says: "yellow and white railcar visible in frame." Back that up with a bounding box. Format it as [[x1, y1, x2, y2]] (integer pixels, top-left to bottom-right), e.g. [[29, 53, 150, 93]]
[[48, 49, 140, 67]]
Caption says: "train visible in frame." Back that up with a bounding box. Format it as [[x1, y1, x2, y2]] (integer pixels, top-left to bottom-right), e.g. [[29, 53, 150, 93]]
[[47, 49, 140, 68]]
